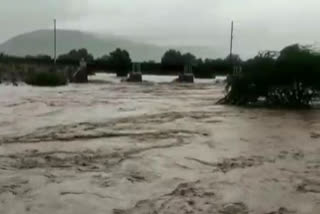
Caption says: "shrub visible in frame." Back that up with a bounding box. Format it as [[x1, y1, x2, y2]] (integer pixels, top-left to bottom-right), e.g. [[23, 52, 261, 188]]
[[25, 71, 68, 86], [219, 45, 320, 108]]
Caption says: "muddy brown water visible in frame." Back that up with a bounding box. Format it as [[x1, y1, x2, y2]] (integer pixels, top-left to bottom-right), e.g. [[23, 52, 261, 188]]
[[0, 74, 319, 214]]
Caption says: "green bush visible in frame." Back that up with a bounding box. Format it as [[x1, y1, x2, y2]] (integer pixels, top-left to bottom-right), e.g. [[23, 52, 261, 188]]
[[219, 44, 320, 108], [25, 71, 68, 86]]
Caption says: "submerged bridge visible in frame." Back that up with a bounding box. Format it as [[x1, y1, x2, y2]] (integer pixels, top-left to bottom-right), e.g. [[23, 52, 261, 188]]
[[0, 56, 197, 84]]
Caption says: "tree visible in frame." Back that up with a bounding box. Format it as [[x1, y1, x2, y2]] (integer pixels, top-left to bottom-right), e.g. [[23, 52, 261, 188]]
[[161, 50, 184, 67], [58, 48, 94, 62], [193, 58, 230, 78], [161, 50, 200, 73], [182, 53, 197, 65], [219, 44, 320, 107], [107, 49, 132, 77]]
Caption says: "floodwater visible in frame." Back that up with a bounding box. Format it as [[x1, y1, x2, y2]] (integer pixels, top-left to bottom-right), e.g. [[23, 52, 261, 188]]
[[0, 73, 319, 214]]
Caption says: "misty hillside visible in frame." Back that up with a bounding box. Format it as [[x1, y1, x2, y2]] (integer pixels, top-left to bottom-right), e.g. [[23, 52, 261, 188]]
[[0, 30, 220, 61]]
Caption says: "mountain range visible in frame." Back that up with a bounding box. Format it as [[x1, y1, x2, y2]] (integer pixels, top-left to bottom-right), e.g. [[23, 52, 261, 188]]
[[0, 29, 221, 61]]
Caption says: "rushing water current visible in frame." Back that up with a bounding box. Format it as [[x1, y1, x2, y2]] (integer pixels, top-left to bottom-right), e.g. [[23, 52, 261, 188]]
[[0, 73, 319, 214]]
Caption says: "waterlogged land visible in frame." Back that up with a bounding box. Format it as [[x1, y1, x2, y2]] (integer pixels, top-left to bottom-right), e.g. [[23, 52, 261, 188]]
[[0, 74, 319, 214]]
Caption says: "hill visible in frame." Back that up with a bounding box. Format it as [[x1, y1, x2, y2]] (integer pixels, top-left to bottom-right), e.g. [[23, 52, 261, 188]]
[[0, 29, 220, 61]]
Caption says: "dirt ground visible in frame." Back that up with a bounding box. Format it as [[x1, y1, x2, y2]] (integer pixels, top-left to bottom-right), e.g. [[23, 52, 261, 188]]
[[0, 74, 319, 214]]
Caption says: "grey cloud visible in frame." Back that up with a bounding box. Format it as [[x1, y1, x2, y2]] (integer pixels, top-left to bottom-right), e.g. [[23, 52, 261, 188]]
[[0, 0, 87, 42], [1, 0, 320, 58]]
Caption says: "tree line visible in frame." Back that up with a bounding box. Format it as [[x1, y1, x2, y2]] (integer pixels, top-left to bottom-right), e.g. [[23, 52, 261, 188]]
[[56, 48, 235, 77], [0, 48, 234, 78]]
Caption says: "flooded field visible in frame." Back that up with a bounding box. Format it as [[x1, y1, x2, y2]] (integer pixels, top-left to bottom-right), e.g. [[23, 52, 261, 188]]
[[0, 74, 319, 214]]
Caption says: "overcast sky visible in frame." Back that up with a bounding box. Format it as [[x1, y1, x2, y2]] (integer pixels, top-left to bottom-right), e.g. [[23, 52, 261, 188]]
[[1, 0, 319, 58]]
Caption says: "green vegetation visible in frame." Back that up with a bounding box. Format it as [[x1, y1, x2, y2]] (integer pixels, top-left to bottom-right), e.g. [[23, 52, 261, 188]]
[[96, 48, 132, 77], [219, 44, 320, 107], [158, 50, 231, 77], [161, 50, 197, 67], [1, 48, 231, 77], [58, 48, 94, 62], [107, 49, 132, 77], [3, 42, 320, 108], [25, 70, 68, 87]]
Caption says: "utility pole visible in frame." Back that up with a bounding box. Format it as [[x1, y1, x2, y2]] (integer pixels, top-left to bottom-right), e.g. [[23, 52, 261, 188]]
[[229, 21, 234, 60], [54, 19, 57, 68], [229, 21, 235, 74]]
